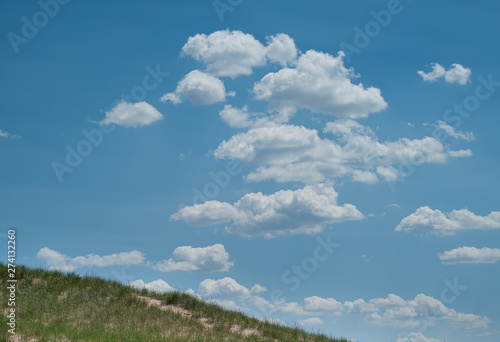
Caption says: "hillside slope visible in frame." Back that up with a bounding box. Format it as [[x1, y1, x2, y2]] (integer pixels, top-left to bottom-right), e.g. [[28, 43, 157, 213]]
[[0, 264, 349, 342]]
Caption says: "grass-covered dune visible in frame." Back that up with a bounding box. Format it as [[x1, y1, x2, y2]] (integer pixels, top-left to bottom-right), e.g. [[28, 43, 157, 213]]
[[0, 263, 349, 342]]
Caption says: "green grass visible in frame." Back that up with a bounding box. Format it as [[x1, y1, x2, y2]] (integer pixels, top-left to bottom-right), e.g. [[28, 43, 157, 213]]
[[0, 263, 349, 342]]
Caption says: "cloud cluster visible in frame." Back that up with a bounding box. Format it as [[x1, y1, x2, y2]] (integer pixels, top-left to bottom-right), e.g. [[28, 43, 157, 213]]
[[438, 247, 500, 264], [171, 184, 364, 237], [37, 244, 234, 273], [253, 50, 387, 119], [301, 293, 489, 330], [99, 101, 163, 128], [418, 63, 471, 85], [180, 30, 297, 78], [36, 247, 146, 272], [395, 206, 500, 236], [153, 244, 234, 272], [126, 274, 491, 338], [213, 119, 470, 184], [166, 30, 388, 122]]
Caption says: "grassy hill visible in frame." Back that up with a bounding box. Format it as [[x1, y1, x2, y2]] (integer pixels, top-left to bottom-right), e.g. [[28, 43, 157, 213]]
[[0, 263, 349, 342]]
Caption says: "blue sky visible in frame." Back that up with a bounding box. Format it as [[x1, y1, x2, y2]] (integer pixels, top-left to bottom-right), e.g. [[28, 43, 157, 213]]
[[1, 1, 500, 341]]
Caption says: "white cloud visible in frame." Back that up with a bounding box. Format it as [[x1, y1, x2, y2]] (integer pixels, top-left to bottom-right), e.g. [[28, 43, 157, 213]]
[[396, 332, 440, 342], [0, 129, 20, 139], [219, 105, 253, 128], [36, 247, 74, 272], [250, 284, 268, 294], [298, 317, 324, 327], [445, 63, 472, 85], [351, 170, 378, 183], [171, 184, 363, 238], [448, 149, 473, 157], [273, 300, 311, 316], [253, 50, 387, 119], [304, 296, 343, 313], [438, 247, 500, 264], [395, 206, 500, 236], [365, 293, 489, 330], [184, 275, 490, 333], [37, 247, 146, 271], [213, 120, 467, 184], [152, 244, 234, 272], [265, 33, 298, 66], [433, 120, 475, 140], [376, 166, 399, 182], [198, 277, 264, 301], [250, 291, 489, 331], [160, 70, 234, 106], [417, 63, 445, 82], [285, 293, 489, 330], [99, 101, 163, 128], [129, 279, 175, 293], [180, 30, 297, 78], [418, 63, 471, 85], [343, 299, 379, 314], [207, 299, 243, 311]]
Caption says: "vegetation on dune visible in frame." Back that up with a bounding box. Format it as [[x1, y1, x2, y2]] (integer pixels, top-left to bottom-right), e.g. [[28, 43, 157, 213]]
[[0, 263, 349, 342]]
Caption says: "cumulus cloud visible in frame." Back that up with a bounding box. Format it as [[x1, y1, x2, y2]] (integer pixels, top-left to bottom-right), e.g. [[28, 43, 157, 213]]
[[36, 247, 146, 272], [304, 296, 344, 313], [152, 244, 234, 272], [303, 293, 489, 330], [395, 206, 500, 236], [438, 247, 500, 264], [170, 184, 364, 238], [160, 70, 234, 106], [265, 33, 298, 66], [129, 279, 175, 293], [396, 332, 440, 342], [418, 63, 471, 85], [219, 105, 254, 128], [0, 129, 20, 139], [198, 277, 264, 301], [213, 120, 468, 184], [99, 101, 163, 128], [445, 63, 472, 85], [141, 274, 489, 333], [180, 30, 297, 78], [343, 299, 379, 314], [253, 50, 387, 119]]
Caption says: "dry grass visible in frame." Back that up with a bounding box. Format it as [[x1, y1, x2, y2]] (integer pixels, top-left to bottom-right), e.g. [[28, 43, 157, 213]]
[[0, 263, 349, 342]]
